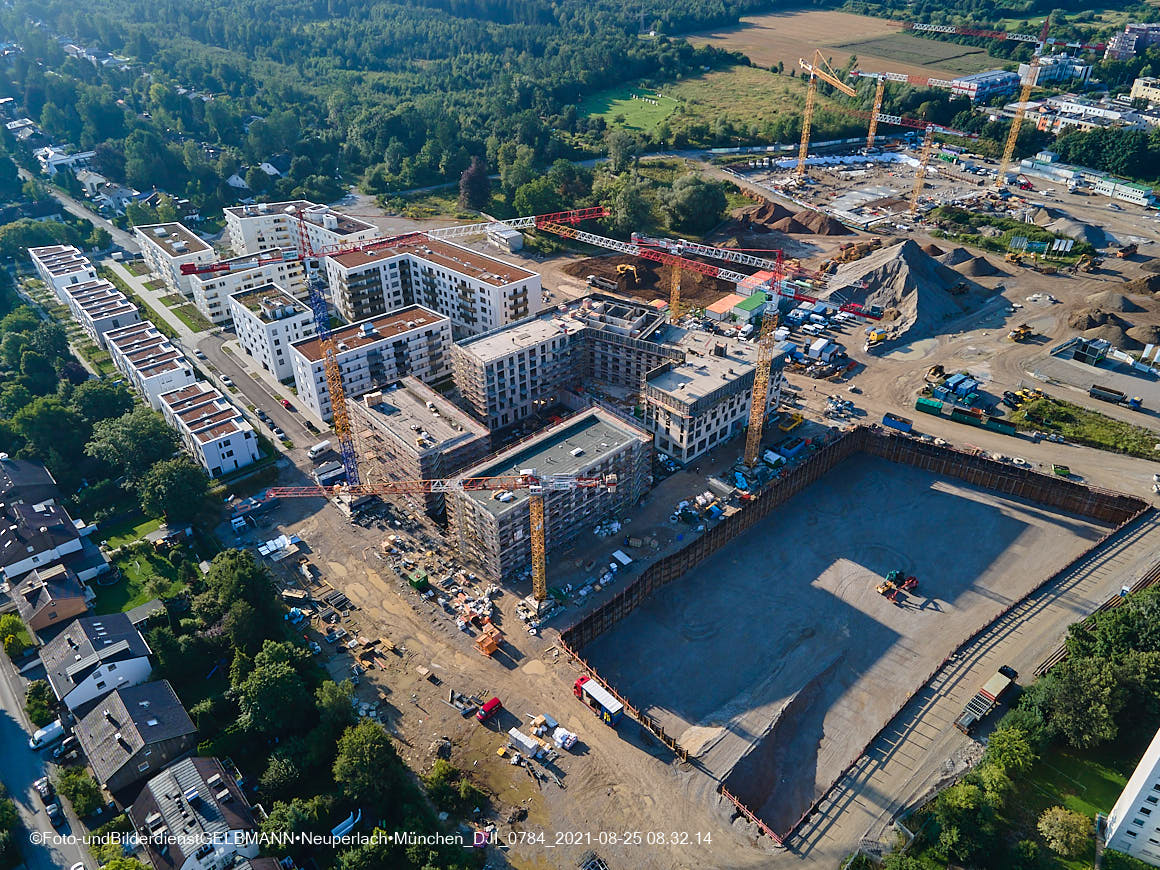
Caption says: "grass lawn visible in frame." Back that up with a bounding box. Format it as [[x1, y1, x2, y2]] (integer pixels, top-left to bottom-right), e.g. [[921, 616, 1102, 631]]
[[75, 341, 116, 377], [143, 278, 166, 292], [123, 261, 150, 277], [832, 32, 997, 76], [382, 189, 478, 221], [579, 87, 680, 133], [94, 550, 186, 615], [1010, 397, 1160, 460], [170, 303, 213, 332], [159, 293, 186, 307], [100, 268, 178, 340], [98, 514, 163, 549]]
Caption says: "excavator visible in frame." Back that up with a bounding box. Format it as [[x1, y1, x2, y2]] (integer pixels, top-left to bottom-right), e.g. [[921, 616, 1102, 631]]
[[616, 263, 639, 287]]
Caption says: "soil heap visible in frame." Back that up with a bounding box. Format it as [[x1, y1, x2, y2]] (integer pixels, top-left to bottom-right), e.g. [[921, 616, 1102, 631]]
[[825, 239, 983, 341], [939, 247, 975, 266], [1084, 290, 1144, 312], [957, 256, 1001, 277]]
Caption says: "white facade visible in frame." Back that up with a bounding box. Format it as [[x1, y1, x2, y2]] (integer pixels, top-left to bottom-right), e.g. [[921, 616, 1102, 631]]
[[324, 240, 542, 337], [105, 322, 197, 410], [34, 146, 95, 177], [134, 223, 215, 298], [188, 251, 307, 325], [60, 657, 152, 713], [64, 280, 140, 347], [1106, 725, 1160, 865], [160, 382, 261, 478], [289, 306, 452, 421], [952, 70, 1021, 101], [29, 245, 98, 300], [223, 200, 377, 257], [1132, 77, 1160, 104], [227, 284, 316, 382]]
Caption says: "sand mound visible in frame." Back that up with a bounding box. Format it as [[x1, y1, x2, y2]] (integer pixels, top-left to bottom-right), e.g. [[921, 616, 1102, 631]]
[[1141, 260, 1160, 274], [1127, 324, 1160, 346], [824, 239, 982, 342], [1031, 206, 1057, 227], [793, 209, 852, 236], [958, 256, 1001, 277], [1125, 275, 1160, 294], [1047, 217, 1106, 247], [1084, 324, 1141, 350], [1085, 290, 1144, 312], [771, 216, 811, 234], [922, 243, 945, 256], [939, 247, 975, 266], [747, 201, 793, 224], [1068, 309, 1126, 330]]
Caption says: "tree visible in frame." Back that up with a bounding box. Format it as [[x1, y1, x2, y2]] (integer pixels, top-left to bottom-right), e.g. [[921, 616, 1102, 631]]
[[57, 768, 103, 816], [599, 176, 652, 236], [0, 383, 31, 417], [333, 720, 405, 809], [137, 456, 209, 522], [86, 406, 178, 481], [13, 397, 85, 461], [1043, 656, 1122, 748], [70, 380, 133, 425], [986, 726, 1037, 774], [881, 856, 926, 870], [661, 173, 728, 233], [512, 177, 562, 217], [457, 156, 490, 210], [1037, 806, 1091, 857], [260, 754, 302, 800], [19, 350, 57, 395], [316, 679, 357, 736], [224, 600, 261, 654], [24, 679, 55, 726], [237, 661, 310, 734], [607, 129, 637, 174]]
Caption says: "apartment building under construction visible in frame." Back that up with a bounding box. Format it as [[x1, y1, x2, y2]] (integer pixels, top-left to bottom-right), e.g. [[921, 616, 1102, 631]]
[[446, 408, 652, 582]]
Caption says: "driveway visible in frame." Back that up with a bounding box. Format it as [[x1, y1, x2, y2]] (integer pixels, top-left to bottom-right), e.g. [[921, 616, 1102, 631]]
[[0, 657, 91, 870]]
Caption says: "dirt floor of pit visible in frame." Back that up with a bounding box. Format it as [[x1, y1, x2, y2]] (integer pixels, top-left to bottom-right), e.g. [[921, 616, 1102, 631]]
[[561, 253, 734, 308], [579, 453, 1109, 835]]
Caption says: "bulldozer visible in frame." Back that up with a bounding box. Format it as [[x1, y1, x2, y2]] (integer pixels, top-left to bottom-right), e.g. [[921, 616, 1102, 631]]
[[925, 364, 946, 383]]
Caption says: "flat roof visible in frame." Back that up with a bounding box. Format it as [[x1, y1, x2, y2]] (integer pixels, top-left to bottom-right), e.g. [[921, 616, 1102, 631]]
[[457, 408, 647, 517], [225, 201, 375, 235], [355, 378, 488, 451], [707, 293, 746, 315], [229, 283, 308, 322], [647, 330, 760, 405], [458, 312, 585, 363], [135, 223, 211, 257], [291, 305, 446, 363], [331, 237, 534, 287], [734, 291, 768, 312]]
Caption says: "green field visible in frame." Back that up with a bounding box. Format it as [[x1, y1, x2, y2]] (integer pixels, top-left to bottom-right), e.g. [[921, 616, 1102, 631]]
[[579, 88, 680, 133], [98, 514, 163, 549], [94, 549, 186, 614], [833, 33, 998, 75]]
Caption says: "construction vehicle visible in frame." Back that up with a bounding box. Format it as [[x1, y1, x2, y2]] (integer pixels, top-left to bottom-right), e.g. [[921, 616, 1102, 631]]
[[955, 665, 1017, 734], [1089, 384, 1143, 408], [1005, 252, 1023, 265], [1117, 243, 1138, 259], [1016, 175, 1035, 191], [1074, 254, 1100, 273], [586, 274, 617, 291], [1008, 323, 1033, 341], [615, 263, 639, 286], [1052, 464, 1071, 477], [925, 364, 945, 383], [886, 569, 918, 591], [797, 50, 858, 177]]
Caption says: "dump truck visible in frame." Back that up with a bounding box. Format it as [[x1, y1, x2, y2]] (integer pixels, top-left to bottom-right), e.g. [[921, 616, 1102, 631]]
[[955, 666, 1018, 734], [585, 274, 617, 291], [1089, 384, 1142, 408], [1117, 243, 1138, 259], [1008, 323, 1032, 342]]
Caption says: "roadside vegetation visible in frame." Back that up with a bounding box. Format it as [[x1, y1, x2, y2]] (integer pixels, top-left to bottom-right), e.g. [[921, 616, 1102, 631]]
[[1010, 396, 1160, 459], [930, 206, 1093, 260]]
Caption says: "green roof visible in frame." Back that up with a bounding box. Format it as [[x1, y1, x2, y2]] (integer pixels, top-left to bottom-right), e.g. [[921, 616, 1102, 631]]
[[734, 292, 768, 312]]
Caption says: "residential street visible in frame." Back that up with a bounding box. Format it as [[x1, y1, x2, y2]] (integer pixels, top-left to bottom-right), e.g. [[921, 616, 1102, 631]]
[[0, 656, 90, 870], [18, 169, 139, 253]]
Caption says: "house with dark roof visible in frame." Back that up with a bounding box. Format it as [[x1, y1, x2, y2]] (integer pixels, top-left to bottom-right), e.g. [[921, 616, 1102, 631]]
[[0, 456, 60, 506], [129, 757, 260, 870], [75, 681, 197, 797], [0, 496, 109, 586], [12, 564, 90, 635], [40, 613, 152, 714]]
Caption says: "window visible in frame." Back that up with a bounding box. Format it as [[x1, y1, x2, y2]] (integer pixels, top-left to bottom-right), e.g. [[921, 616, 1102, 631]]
[[96, 681, 107, 690], [1142, 807, 1153, 816], [1133, 819, 1146, 827], [108, 664, 117, 671], [1127, 830, 1138, 838]]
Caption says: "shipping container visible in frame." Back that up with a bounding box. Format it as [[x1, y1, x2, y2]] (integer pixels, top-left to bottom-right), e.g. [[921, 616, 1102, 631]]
[[882, 413, 913, 433]]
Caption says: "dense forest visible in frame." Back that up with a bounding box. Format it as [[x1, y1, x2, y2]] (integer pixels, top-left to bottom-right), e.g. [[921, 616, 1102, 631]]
[[0, 0, 761, 207]]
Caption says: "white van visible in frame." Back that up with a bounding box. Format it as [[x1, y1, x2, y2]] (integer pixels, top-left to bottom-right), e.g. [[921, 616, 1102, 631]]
[[29, 719, 64, 751], [308, 441, 333, 461]]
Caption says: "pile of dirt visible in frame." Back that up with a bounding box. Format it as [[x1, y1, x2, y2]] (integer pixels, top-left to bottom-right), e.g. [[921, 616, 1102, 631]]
[[793, 209, 852, 236], [561, 253, 733, 306], [1141, 260, 1160, 274], [1085, 290, 1144, 312], [1030, 206, 1057, 227], [1068, 309, 1126, 331], [922, 243, 945, 256], [1083, 323, 1141, 350], [1046, 216, 1106, 248], [957, 256, 1002, 278], [770, 216, 812, 234], [1124, 274, 1160, 294], [1127, 324, 1160, 346], [825, 239, 984, 342], [744, 201, 794, 225], [939, 247, 975, 267]]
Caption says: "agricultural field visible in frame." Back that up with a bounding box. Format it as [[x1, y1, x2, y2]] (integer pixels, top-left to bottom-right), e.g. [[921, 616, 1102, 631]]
[[578, 88, 680, 133], [684, 9, 992, 79]]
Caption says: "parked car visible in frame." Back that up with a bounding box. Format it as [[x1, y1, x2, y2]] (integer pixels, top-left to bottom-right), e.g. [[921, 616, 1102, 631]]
[[255, 409, 270, 422], [33, 777, 53, 804], [52, 735, 80, 761], [220, 376, 234, 388], [476, 696, 502, 722], [46, 800, 65, 828], [194, 350, 207, 360], [281, 399, 294, 410], [272, 427, 286, 440]]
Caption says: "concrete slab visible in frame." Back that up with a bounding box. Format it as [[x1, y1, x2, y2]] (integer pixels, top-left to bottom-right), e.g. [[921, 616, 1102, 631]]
[[580, 453, 1108, 834]]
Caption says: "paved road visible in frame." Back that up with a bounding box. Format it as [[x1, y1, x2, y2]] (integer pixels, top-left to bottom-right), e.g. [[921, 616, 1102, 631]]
[[20, 169, 139, 253], [0, 657, 89, 870]]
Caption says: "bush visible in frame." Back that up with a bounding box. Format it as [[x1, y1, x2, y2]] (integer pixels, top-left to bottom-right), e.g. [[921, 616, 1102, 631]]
[[24, 680, 55, 727], [422, 760, 486, 818], [1037, 806, 1091, 857], [56, 768, 103, 817], [90, 814, 133, 864], [1103, 848, 1157, 870], [0, 614, 26, 660]]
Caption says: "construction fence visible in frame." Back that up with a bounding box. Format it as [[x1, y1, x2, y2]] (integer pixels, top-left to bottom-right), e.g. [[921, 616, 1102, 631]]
[[557, 425, 1149, 842]]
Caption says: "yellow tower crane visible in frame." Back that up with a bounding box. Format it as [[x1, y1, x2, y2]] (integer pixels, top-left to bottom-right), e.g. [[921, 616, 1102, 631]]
[[910, 126, 937, 215], [743, 306, 782, 467], [997, 18, 1052, 188], [797, 50, 858, 178], [866, 78, 887, 149]]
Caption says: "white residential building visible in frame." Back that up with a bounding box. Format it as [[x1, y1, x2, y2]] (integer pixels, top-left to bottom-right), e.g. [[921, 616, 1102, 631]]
[[1132, 76, 1160, 104], [187, 250, 307, 325], [39, 613, 153, 714], [29, 245, 98, 300], [223, 200, 377, 258], [159, 382, 261, 478], [105, 321, 197, 410], [33, 145, 95, 177], [1105, 724, 1160, 865], [951, 70, 1021, 101], [324, 240, 541, 337], [63, 279, 140, 347], [133, 223, 215, 298], [289, 305, 452, 421], [227, 284, 316, 382], [1019, 54, 1091, 86]]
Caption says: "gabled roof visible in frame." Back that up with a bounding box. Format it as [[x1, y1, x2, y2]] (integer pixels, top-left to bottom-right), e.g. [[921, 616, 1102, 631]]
[[0, 458, 58, 506], [40, 613, 151, 701], [13, 564, 85, 622], [0, 500, 80, 569]]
